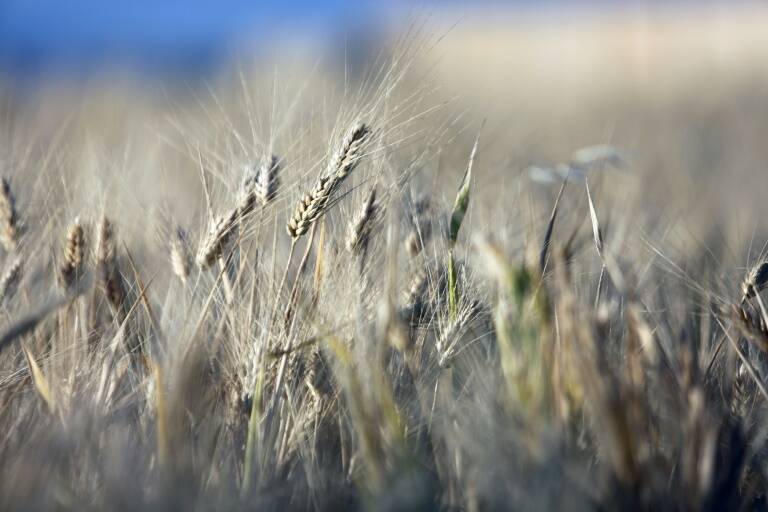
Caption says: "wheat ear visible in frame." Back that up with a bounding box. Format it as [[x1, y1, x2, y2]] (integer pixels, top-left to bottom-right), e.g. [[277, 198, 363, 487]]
[[0, 257, 22, 304], [0, 177, 21, 252], [287, 122, 371, 239], [95, 216, 124, 314], [59, 218, 86, 291], [196, 209, 238, 269], [170, 226, 191, 283], [346, 185, 379, 257]]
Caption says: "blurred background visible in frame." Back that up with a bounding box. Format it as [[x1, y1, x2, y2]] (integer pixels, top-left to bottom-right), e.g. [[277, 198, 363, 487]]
[[2, 0, 768, 241]]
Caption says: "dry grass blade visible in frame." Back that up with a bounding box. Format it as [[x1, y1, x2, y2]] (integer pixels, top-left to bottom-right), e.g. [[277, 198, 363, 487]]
[[585, 178, 604, 259], [585, 178, 607, 305], [22, 344, 55, 412]]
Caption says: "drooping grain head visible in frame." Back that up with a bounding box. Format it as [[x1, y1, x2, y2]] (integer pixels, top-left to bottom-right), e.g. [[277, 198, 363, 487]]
[[0, 256, 22, 304], [346, 186, 379, 256], [0, 177, 21, 252], [170, 226, 191, 283], [741, 260, 768, 303], [59, 218, 86, 291], [196, 210, 237, 269]]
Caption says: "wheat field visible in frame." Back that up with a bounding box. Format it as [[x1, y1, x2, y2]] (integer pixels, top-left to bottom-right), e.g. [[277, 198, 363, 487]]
[[2, 9, 768, 510]]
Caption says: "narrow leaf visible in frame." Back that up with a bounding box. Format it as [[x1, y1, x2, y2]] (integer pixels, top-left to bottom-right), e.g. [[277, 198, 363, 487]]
[[449, 121, 484, 245], [539, 177, 569, 274]]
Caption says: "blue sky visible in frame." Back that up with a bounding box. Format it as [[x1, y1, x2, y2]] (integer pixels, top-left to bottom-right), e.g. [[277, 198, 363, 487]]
[[0, 0, 742, 79], [0, 0, 382, 77]]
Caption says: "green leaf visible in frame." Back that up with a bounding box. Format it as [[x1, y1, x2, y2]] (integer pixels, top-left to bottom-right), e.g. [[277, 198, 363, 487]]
[[449, 122, 483, 245]]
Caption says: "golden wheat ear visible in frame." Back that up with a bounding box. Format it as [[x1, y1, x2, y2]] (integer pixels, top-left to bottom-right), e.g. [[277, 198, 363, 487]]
[[287, 122, 372, 240]]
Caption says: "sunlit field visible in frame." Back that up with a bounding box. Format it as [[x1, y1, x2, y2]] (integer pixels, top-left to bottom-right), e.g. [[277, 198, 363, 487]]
[[2, 6, 768, 510]]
